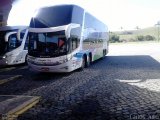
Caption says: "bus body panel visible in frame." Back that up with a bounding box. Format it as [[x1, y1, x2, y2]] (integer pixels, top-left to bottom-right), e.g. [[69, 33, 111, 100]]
[[2, 50, 28, 65]]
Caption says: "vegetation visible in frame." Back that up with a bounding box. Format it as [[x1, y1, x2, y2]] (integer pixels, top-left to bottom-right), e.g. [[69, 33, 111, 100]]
[[109, 33, 120, 43], [109, 26, 158, 43]]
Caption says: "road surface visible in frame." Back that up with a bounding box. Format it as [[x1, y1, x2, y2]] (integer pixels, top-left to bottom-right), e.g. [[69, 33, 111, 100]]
[[1, 42, 160, 120]]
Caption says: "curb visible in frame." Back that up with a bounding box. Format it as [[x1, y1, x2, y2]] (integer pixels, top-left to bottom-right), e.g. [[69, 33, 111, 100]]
[[0, 95, 40, 120], [0, 75, 22, 85]]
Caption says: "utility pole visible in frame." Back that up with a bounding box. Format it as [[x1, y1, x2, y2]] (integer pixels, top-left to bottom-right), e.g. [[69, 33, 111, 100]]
[[135, 26, 140, 41], [155, 21, 160, 41]]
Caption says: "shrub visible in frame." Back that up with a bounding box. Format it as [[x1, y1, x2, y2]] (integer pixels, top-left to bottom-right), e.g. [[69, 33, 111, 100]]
[[136, 35, 155, 41], [145, 35, 155, 41], [136, 35, 144, 41], [109, 34, 120, 43]]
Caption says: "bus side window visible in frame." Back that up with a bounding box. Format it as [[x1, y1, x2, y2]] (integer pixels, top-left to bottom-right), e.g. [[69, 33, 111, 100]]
[[70, 27, 81, 51], [9, 36, 16, 48], [8, 34, 19, 50], [29, 33, 37, 50], [71, 38, 79, 50]]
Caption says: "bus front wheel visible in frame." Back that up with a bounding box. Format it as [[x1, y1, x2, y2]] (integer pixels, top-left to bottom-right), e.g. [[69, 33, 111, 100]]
[[87, 53, 92, 67], [25, 54, 28, 65], [103, 49, 106, 58], [80, 55, 87, 70], [81, 57, 85, 69]]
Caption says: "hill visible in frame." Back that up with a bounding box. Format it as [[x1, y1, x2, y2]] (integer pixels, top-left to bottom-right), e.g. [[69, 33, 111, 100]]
[[110, 27, 159, 42]]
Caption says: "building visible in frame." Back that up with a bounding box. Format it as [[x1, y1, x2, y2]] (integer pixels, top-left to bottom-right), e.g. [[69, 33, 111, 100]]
[[0, 0, 17, 26]]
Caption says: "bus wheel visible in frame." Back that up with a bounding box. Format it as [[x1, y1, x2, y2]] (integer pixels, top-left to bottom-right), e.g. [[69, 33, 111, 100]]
[[103, 50, 106, 58], [81, 56, 85, 69], [80, 55, 86, 70], [87, 53, 92, 67], [25, 54, 28, 65]]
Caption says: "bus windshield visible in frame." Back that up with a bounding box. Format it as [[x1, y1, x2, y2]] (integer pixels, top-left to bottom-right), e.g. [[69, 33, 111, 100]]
[[8, 34, 22, 51], [0, 31, 7, 55], [0, 32, 21, 55], [28, 31, 68, 57]]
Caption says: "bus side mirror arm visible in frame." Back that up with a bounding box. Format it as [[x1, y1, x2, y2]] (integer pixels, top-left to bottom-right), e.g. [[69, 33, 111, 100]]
[[17, 27, 28, 40]]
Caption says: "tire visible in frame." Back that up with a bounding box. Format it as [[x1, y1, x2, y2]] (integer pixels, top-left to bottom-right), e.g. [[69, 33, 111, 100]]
[[103, 50, 106, 58], [80, 54, 89, 70], [87, 54, 92, 67], [80, 56, 86, 70], [25, 54, 28, 65]]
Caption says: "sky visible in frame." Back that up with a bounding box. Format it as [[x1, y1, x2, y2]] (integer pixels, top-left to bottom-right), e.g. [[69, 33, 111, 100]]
[[7, 0, 160, 31]]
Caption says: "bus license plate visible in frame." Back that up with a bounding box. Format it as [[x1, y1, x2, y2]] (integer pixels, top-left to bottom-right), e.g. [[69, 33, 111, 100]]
[[40, 67, 49, 72]]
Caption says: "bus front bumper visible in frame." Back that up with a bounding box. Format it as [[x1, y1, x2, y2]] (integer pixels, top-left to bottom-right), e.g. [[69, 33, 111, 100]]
[[0, 57, 8, 66], [28, 61, 75, 73]]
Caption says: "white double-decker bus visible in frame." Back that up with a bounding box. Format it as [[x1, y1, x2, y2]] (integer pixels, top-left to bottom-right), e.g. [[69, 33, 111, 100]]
[[0, 26, 28, 65], [27, 4, 109, 72]]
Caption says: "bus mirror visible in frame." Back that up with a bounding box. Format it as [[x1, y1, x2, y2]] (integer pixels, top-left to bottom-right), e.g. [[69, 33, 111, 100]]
[[17, 28, 27, 41], [17, 32, 21, 40], [5, 32, 17, 42]]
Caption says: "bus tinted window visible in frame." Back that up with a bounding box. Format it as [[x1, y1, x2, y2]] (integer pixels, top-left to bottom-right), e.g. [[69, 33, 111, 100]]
[[70, 27, 81, 51], [84, 13, 107, 32], [30, 6, 72, 28], [8, 34, 21, 51], [30, 5, 84, 28]]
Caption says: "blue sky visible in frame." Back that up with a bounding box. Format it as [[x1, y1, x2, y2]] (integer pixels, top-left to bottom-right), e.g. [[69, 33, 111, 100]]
[[8, 0, 160, 31]]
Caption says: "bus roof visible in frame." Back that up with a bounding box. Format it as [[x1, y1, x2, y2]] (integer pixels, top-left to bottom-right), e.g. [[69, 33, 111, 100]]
[[30, 4, 84, 28]]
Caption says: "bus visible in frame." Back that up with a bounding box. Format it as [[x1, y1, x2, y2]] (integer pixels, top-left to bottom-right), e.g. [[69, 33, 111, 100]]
[[27, 4, 109, 72], [0, 26, 28, 65]]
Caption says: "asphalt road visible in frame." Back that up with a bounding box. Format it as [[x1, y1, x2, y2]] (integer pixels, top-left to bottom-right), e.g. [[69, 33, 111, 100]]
[[1, 42, 160, 120]]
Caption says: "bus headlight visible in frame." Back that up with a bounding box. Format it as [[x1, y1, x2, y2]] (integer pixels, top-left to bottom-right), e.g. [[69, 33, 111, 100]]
[[2, 56, 6, 59], [63, 58, 68, 63]]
